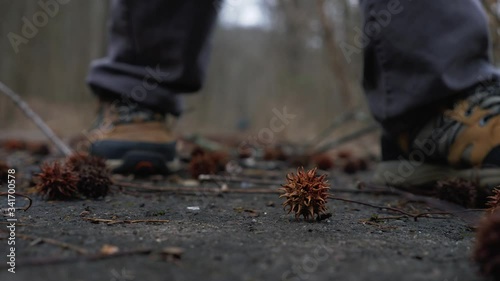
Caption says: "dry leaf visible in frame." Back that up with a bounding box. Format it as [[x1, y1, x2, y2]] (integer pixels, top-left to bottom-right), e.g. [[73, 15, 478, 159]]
[[100, 244, 119, 255]]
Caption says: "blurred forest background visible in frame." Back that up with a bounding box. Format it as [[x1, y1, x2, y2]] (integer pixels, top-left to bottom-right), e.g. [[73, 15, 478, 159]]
[[1, 0, 499, 145]]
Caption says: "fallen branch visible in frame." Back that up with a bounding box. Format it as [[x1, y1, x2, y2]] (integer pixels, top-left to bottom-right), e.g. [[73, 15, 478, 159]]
[[368, 183, 486, 227], [17, 233, 88, 255], [361, 215, 408, 222], [0, 248, 152, 268], [114, 180, 395, 196], [83, 217, 170, 225], [305, 110, 369, 149], [329, 195, 484, 221], [0, 81, 72, 156], [313, 123, 380, 154], [114, 180, 279, 194], [199, 174, 283, 186], [359, 220, 399, 230], [114, 181, 222, 193], [329, 195, 417, 218]]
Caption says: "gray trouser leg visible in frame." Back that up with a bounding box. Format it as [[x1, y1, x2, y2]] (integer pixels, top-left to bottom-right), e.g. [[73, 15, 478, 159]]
[[87, 0, 221, 116], [361, 0, 500, 134]]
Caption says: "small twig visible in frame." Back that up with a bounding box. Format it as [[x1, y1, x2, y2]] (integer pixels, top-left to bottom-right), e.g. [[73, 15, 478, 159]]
[[313, 123, 380, 154], [224, 189, 279, 194], [199, 174, 376, 195], [362, 212, 479, 224], [368, 183, 486, 227], [359, 220, 399, 230], [83, 217, 170, 225], [0, 192, 32, 211], [201, 175, 398, 195], [17, 233, 88, 255], [114, 179, 398, 196], [199, 174, 283, 186], [412, 211, 457, 220], [377, 216, 407, 221], [363, 215, 408, 222], [328, 195, 469, 221], [0, 81, 72, 156], [114, 181, 221, 193], [0, 248, 152, 268], [329, 195, 416, 217], [114, 180, 278, 194], [306, 110, 368, 148]]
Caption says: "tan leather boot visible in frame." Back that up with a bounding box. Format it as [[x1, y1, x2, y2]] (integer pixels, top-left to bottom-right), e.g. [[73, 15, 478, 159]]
[[87, 101, 176, 175]]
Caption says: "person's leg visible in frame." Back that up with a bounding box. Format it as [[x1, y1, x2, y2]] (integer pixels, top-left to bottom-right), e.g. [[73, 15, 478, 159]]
[[361, 0, 500, 188], [88, 0, 221, 116], [361, 0, 499, 134], [85, 0, 220, 175]]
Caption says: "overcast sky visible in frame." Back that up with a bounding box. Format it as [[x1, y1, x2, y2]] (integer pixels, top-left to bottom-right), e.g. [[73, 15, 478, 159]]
[[219, 0, 271, 28], [219, 0, 359, 28]]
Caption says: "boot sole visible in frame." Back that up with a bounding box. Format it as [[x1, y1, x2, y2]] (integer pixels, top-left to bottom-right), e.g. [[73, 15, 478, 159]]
[[373, 161, 500, 188], [106, 150, 180, 175], [90, 140, 177, 176]]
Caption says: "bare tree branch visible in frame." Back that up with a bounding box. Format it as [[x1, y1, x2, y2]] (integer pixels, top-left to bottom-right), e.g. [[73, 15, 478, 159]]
[[316, 0, 356, 108], [0, 81, 72, 156]]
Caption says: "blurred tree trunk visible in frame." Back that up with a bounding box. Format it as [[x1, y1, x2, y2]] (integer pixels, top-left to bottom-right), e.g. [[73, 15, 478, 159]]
[[0, 0, 109, 134], [316, 0, 356, 109]]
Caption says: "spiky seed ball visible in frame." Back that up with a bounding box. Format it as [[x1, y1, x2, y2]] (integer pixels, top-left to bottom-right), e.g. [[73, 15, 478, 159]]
[[342, 160, 360, 174], [473, 210, 500, 280], [35, 162, 79, 200], [487, 188, 500, 213], [238, 146, 253, 159], [435, 178, 478, 208], [210, 151, 229, 171], [312, 154, 334, 171], [189, 154, 217, 179], [190, 146, 206, 157], [342, 158, 368, 174], [76, 167, 111, 199], [65, 153, 111, 199], [263, 147, 287, 161], [279, 167, 331, 220], [66, 152, 107, 172]]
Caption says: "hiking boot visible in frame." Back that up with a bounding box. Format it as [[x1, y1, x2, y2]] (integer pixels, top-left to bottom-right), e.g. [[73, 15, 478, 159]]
[[86, 100, 177, 175], [373, 82, 500, 188]]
